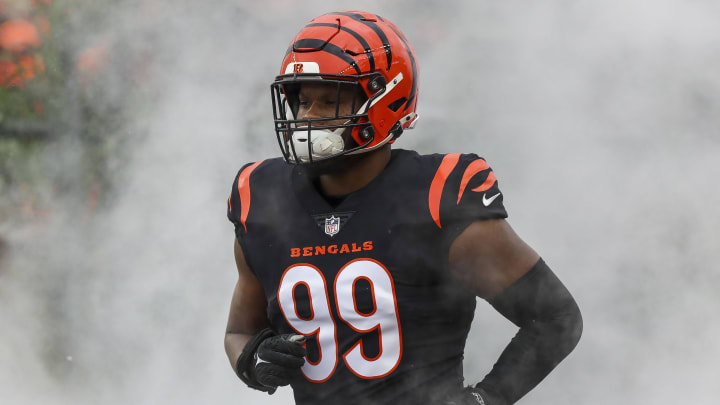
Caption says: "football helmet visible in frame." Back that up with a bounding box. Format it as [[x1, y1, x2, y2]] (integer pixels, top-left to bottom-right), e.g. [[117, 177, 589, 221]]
[[271, 11, 420, 164]]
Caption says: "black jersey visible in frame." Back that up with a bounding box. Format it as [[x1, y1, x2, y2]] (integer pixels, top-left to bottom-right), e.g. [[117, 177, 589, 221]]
[[227, 149, 507, 405]]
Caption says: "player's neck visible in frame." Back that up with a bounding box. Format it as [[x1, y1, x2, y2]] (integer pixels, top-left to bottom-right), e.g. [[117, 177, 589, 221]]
[[318, 146, 391, 197]]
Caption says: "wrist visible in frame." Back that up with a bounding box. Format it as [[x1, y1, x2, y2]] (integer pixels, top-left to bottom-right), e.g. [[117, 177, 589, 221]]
[[474, 383, 509, 405], [235, 328, 276, 393]]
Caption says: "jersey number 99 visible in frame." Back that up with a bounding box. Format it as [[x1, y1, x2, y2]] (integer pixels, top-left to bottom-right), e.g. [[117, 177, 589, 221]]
[[277, 258, 403, 382]]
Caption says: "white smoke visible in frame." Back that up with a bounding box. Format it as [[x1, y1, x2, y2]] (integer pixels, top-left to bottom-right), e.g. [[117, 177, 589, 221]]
[[1, 0, 719, 404]]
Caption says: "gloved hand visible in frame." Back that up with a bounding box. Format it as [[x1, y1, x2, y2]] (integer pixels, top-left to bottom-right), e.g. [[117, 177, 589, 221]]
[[235, 328, 307, 394], [254, 333, 307, 390]]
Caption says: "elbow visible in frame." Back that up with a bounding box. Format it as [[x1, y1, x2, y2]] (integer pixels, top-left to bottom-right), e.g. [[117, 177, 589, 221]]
[[535, 303, 582, 369], [559, 300, 583, 357], [540, 299, 583, 363], [224, 332, 233, 360], [569, 305, 583, 352]]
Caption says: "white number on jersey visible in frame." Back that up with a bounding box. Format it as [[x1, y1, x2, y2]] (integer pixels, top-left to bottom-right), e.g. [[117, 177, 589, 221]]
[[277, 259, 403, 381]]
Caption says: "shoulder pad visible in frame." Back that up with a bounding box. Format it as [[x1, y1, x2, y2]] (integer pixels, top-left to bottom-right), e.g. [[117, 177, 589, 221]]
[[227, 160, 265, 233], [428, 153, 507, 229]]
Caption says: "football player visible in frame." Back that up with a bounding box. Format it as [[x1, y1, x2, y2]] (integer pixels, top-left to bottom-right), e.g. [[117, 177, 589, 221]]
[[225, 10, 582, 405]]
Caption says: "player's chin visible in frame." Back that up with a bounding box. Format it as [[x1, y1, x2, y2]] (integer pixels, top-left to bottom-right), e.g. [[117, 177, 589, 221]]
[[298, 154, 348, 177], [299, 152, 365, 178]]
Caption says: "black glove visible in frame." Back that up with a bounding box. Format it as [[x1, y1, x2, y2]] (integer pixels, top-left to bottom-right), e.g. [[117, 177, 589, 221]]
[[445, 385, 506, 405], [235, 328, 307, 394]]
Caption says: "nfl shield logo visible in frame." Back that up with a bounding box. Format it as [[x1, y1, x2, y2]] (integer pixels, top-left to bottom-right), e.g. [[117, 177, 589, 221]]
[[324, 215, 340, 237]]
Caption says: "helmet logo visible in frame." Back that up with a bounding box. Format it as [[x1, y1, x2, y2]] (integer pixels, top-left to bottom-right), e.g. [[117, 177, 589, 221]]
[[284, 61, 320, 74]]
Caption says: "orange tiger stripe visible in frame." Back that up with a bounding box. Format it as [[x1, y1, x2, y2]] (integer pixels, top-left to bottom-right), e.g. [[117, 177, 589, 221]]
[[472, 171, 497, 193], [457, 158, 490, 204], [428, 153, 460, 228], [237, 160, 265, 232]]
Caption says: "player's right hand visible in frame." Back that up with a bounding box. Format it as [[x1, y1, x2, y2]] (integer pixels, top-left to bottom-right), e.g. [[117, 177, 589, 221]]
[[253, 333, 307, 390]]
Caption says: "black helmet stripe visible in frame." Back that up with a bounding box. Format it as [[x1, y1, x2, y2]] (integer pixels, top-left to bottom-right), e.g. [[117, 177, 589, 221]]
[[327, 12, 392, 70], [286, 38, 361, 75], [305, 23, 375, 72], [384, 24, 418, 110]]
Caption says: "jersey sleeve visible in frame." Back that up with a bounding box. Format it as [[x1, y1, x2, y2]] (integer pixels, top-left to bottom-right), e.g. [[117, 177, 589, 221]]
[[227, 167, 245, 237], [226, 161, 264, 239], [429, 153, 508, 244]]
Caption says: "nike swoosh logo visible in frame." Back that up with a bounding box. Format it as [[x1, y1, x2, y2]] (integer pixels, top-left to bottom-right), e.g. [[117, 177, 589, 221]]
[[482, 192, 501, 206]]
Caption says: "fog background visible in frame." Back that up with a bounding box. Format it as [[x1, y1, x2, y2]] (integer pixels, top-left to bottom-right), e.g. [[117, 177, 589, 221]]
[[1, 0, 719, 404]]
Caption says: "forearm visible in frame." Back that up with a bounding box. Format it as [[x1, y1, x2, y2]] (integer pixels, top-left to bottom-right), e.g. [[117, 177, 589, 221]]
[[479, 259, 583, 404], [225, 332, 254, 371], [224, 268, 270, 373]]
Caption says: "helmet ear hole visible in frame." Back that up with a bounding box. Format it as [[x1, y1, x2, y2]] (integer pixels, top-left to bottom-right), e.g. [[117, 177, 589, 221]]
[[388, 97, 407, 112], [367, 76, 386, 93]]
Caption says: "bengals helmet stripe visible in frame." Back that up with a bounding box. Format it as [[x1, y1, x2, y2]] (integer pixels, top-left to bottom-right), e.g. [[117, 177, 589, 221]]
[[286, 39, 361, 75], [383, 23, 418, 110], [329, 11, 418, 110], [328, 12, 392, 69], [305, 22, 376, 72]]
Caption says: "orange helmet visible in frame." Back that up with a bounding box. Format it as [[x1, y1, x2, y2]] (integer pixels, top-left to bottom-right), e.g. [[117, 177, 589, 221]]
[[271, 11, 419, 164]]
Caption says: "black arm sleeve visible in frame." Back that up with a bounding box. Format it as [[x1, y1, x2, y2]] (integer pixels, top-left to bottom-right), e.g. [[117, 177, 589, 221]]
[[476, 258, 583, 404]]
